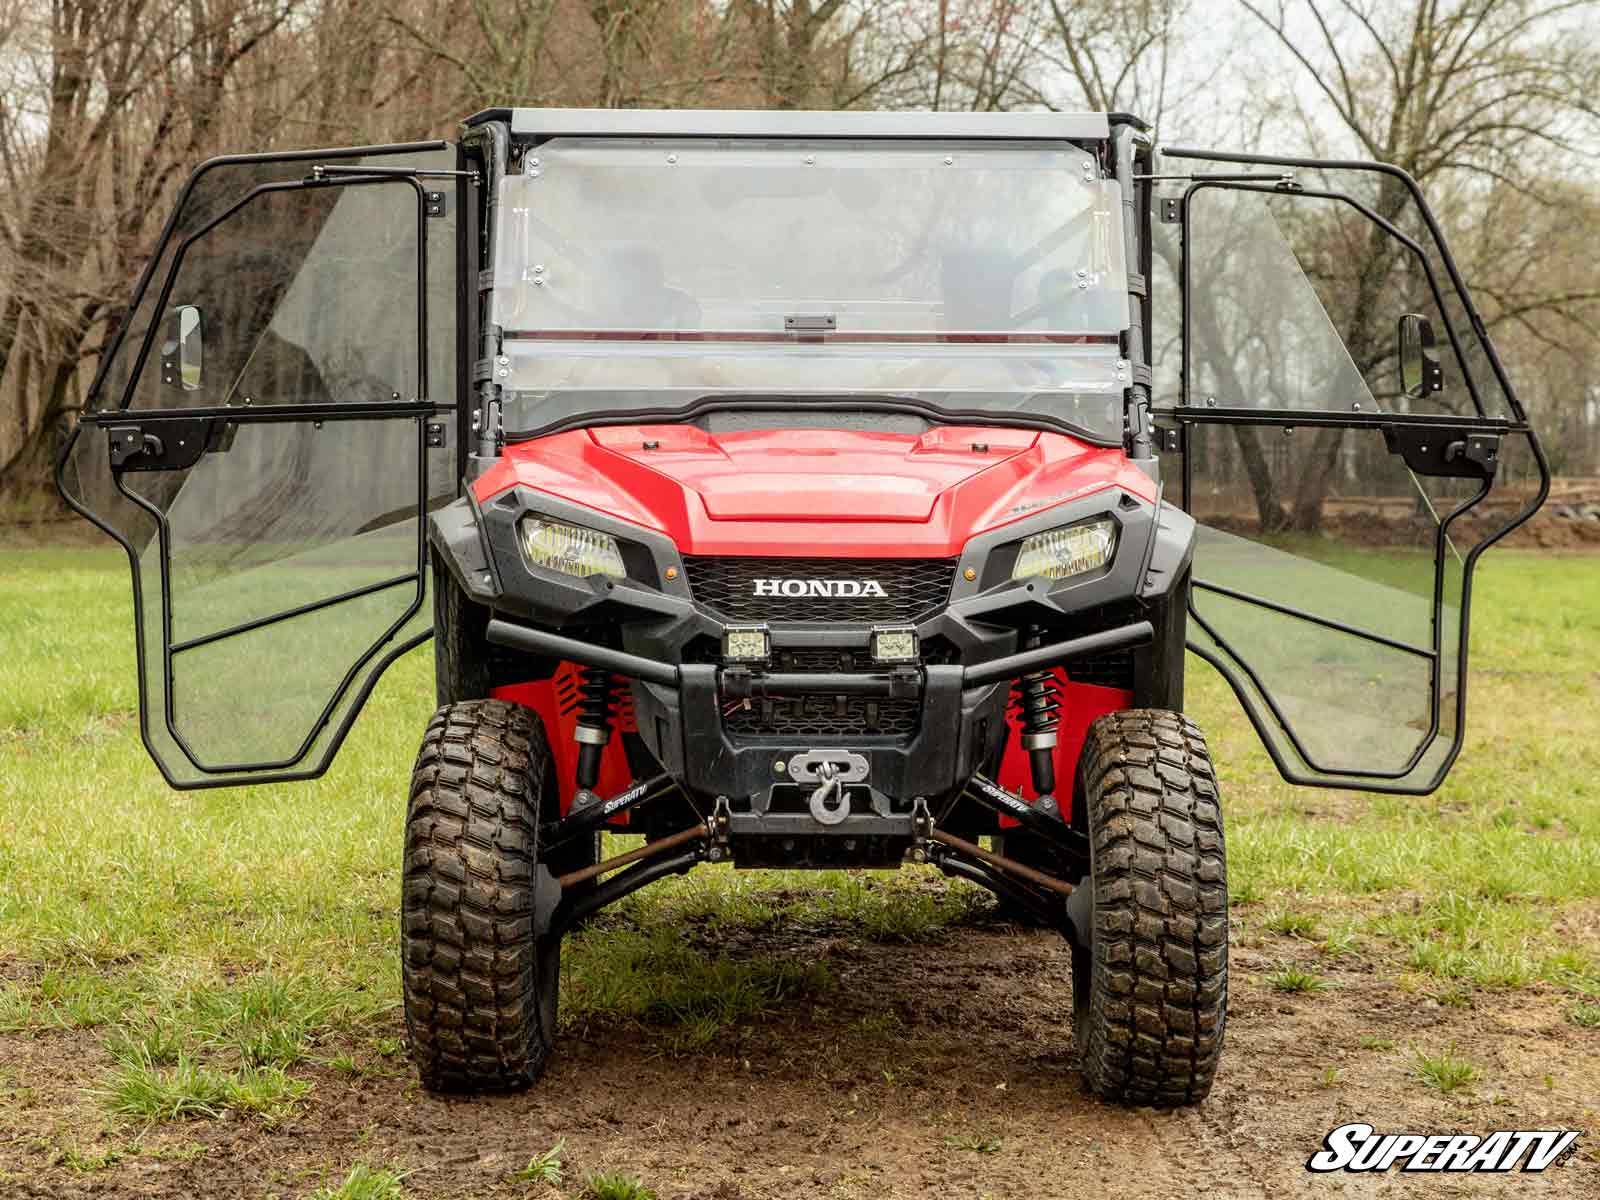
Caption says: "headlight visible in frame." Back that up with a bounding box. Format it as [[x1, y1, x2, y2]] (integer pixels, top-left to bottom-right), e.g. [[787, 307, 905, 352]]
[[1012, 518, 1117, 581], [519, 516, 626, 579]]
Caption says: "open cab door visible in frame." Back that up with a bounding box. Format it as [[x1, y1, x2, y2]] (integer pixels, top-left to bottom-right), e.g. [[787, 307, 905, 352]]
[[58, 143, 463, 788], [1152, 148, 1548, 793]]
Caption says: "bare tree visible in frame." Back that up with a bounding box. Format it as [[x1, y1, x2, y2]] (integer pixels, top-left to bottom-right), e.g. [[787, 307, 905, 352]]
[[1031, 0, 1190, 123], [0, 0, 302, 509], [1235, 0, 1600, 528]]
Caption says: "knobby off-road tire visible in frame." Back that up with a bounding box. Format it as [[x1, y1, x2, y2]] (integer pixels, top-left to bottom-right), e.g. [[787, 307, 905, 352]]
[[1071, 708, 1227, 1105], [403, 699, 562, 1092]]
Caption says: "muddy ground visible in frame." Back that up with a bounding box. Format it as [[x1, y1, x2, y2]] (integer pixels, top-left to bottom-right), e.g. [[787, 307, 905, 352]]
[[2, 916, 1595, 1199]]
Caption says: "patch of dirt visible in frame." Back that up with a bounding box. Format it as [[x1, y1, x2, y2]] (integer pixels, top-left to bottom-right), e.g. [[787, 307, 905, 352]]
[[2, 923, 1595, 1198]]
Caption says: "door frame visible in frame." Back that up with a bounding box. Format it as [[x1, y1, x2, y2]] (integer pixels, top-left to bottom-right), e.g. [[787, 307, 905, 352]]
[[1155, 146, 1551, 794], [56, 143, 456, 789]]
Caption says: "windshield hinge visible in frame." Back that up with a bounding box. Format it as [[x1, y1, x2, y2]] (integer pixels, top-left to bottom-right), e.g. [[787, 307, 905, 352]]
[[784, 313, 836, 341]]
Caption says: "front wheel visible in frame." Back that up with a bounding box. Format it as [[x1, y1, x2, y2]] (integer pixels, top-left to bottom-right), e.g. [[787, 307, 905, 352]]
[[1070, 709, 1228, 1105], [402, 700, 562, 1092]]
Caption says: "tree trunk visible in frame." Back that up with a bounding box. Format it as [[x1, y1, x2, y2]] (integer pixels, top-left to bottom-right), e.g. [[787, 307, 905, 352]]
[[1231, 425, 1291, 533], [0, 403, 69, 514]]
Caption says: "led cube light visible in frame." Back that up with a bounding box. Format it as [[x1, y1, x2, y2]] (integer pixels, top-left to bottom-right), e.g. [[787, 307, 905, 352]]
[[723, 624, 771, 662], [870, 626, 919, 663], [1011, 518, 1117, 582], [519, 516, 626, 579]]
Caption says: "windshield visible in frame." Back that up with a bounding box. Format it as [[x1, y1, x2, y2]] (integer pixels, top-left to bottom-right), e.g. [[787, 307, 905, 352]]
[[492, 137, 1131, 440]]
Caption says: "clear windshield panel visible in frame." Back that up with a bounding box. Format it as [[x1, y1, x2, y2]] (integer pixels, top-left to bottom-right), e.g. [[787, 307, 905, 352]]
[[499, 339, 1127, 439], [494, 138, 1128, 336], [149, 419, 428, 646], [491, 137, 1128, 439]]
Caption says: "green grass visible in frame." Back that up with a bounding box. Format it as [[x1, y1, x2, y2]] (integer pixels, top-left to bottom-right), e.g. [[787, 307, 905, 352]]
[[1262, 909, 1321, 938], [1188, 551, 1600, 998], [102, 1049, 310, 1123], [309, 1163, 407, 1200], [1568, 1002, 1600, 1029], [1267, 966, 1328, 994], [580, 1171, 657, 1200], [511, 1139, 566, 1187], [1, 545, 1598, 1145], [59, 1144, 127, 1173], [1317, 926, 1360, 958], [1411, 1045, 1479, 1094], [563, 926, 834, 1051]]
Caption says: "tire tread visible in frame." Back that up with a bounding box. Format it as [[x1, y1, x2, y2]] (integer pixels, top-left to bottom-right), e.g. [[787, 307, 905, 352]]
[[403, 699, 554, 1092], [1075, 708, 1227, 1105]]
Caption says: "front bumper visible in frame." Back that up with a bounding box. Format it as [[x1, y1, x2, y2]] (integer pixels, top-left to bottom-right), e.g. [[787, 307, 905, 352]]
[[486, 616, 1150, 806], [431, 480, 1192, 815]]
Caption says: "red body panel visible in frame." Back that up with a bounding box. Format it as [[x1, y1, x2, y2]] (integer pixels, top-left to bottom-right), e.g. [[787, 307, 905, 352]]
[[996, 671, 1133, 826], [493, 664, 637, 818], [478, 422, 1148, 824], [472, 425, 1156, 556]]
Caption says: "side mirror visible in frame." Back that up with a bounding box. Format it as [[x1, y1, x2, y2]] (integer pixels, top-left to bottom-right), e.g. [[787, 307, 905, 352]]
[[160, 305, 203, 391], [1398, 313, 1442, 399]]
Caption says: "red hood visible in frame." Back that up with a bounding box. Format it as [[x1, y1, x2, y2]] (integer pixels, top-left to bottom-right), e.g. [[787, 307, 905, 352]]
[[472, 424, 1156, 556]]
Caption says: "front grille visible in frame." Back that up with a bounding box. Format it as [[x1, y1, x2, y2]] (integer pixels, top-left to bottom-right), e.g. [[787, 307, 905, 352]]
[[720, 646, 924, 740], [683, 556, 957, 624], [774, 648, 871, 672], [723, 693, 920, 739]]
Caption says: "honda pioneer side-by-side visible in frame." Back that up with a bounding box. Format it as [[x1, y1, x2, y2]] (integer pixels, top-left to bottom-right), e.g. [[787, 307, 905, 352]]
[[58, 108, 1547, 1105]]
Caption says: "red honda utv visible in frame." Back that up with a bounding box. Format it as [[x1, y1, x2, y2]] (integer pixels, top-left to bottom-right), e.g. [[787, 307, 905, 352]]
[[58, 108, 1547, 1107]]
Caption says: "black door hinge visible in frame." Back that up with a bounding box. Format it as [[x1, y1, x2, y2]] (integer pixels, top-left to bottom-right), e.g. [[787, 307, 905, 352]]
[[425, 421, 447, 448], [1161, 197, 1183, 224], [425, 190, 447, 218], [1155, 425, 1183, 454]]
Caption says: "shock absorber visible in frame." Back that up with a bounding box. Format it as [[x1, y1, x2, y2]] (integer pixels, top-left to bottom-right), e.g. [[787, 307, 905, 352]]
[[1011, 629, 1061, 799], [573, 666, 621, 799]]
